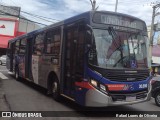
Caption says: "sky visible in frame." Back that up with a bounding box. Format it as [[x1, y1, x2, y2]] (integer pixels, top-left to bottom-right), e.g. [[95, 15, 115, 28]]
[[0, 0, 160, 26]]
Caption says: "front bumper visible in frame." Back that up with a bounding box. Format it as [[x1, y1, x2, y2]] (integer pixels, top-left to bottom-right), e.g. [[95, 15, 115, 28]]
[[85, 87, 151, 107]]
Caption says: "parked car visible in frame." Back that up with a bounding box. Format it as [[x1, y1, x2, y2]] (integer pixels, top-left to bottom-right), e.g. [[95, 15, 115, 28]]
[[151, 75, 160, 107], [0, 55, 6, 65]]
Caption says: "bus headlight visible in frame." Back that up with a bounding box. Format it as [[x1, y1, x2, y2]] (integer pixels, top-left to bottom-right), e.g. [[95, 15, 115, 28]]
[[89, 79, 108, 95], [90, 79, 98, 87], [100, 84, 106, 91]]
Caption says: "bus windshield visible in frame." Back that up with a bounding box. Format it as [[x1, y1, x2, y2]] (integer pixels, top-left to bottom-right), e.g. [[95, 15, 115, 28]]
[[88, 28, 149, 69]]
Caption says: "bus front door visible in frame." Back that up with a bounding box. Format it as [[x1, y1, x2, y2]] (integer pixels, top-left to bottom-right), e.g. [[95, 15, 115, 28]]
[[63, 25, 78, 98], [63, 23, 85, 99]]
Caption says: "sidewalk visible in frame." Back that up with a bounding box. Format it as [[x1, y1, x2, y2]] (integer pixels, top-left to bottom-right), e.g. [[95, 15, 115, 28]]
[[0, 79, 11, 120], [0, 78, 10, 111]]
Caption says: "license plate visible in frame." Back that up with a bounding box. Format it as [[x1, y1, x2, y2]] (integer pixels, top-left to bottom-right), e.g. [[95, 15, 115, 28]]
[[126, 96, 136, 101]]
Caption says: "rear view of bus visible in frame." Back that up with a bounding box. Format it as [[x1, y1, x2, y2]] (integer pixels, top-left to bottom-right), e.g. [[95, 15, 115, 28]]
[[82, 11, 151, 106]]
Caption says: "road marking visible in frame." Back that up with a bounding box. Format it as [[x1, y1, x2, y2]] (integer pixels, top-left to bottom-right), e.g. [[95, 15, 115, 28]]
[[0, 72, 8, 79]]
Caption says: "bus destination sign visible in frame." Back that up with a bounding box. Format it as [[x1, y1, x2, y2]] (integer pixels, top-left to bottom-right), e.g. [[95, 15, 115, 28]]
[[93, 13, 145, 31], [101, 15, 137, 29]]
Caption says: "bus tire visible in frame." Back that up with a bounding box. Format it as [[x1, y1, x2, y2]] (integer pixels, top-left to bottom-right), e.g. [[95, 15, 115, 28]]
[[50, 76, 61, 101], [155, 91, 160, 107], [15, 67, 20, 81]]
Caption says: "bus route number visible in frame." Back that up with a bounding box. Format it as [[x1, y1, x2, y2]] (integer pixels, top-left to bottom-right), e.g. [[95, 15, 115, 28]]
[[139, 84, 147, 89]]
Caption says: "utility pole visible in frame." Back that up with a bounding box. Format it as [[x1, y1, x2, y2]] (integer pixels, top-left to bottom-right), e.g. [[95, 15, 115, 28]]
[[149, 2, 160, 70], [150, 3, 160, 45], [115, 0, 118, 12], [90, 0, 98, 11]]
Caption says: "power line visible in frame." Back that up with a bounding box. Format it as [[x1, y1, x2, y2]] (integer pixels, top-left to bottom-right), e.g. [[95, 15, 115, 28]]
[[21, 13, 56, 23], [0, 10, 47, 26], [0, 4, 60, 23], [4, 1, 60, 21], [21, 11, 60, 22], [10, 0, 18, 6]]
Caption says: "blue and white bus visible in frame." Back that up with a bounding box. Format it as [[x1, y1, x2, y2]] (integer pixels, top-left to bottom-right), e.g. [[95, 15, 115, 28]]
[[6, 11, 151, 107]]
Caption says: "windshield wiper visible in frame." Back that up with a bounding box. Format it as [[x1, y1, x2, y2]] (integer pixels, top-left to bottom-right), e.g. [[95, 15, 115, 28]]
[[113, 56, 129, 67]]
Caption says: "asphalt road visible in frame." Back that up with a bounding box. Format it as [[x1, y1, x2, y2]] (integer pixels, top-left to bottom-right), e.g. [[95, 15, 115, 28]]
[[0, 65, 160, 120]]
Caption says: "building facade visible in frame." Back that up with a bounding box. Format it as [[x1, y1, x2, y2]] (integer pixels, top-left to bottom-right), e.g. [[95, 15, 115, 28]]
[[0, 5, 40, 56], [148, 25, 160, 75]]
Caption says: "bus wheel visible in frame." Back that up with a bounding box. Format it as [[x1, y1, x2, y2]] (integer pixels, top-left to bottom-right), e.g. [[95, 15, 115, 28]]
[[52, 78, 61, 101], [15, 67, 20, 81], [155, 91, 160, 107]]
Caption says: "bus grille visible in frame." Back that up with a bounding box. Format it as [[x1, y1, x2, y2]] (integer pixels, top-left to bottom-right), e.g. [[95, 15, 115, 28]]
[[89, 66, 150, 82], [103, 70, 149, 82]]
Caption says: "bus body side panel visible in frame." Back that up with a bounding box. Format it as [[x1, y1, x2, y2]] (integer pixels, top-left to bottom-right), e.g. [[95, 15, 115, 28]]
[[28, 22, 64, 88], [31, 33, 45, 86], [32, 55, 40, 84], [39, 56, 61, 88], [36, 27, 62, 89]]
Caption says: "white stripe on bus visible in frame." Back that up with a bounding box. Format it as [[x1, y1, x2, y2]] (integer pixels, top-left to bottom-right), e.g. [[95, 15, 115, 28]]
[[0, 72, 8, 79]]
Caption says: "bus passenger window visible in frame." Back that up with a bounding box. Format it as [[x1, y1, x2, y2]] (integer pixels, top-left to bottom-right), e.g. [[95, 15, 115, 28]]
[[33, 33, 45, 55], [46, 29, 61, 55], [19, 38, 26, 54], [77, 25, 85, 74]]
